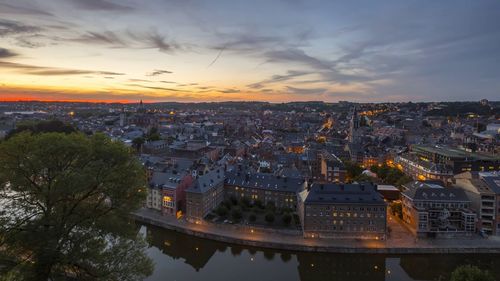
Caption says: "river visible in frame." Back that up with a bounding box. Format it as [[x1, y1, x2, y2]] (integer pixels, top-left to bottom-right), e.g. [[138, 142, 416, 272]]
[[141, 224, 500, 281]]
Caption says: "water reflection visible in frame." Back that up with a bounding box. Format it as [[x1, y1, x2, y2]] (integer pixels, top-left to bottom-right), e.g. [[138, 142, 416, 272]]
[[142, 224, 500, 281]]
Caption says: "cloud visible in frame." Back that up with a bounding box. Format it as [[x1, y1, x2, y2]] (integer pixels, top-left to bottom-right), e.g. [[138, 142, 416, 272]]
[[247, 70, 311, 89], [126, 84, 183, 92], [0, 60, 124, 76], [71, 31, 127, 47], [67, 0, 134, 11], [144, 31, 182, 53], [0, 19, 42, 37], [0, 3, 53, 16], [285, 86, 326, 95], [69, 29, 186, 54], [147, 69, 173, 76], [0, 48, 18, 58]]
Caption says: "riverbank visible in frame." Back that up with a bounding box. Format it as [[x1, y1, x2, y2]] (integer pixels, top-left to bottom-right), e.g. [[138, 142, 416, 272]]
[[133, 208, 500, 254]]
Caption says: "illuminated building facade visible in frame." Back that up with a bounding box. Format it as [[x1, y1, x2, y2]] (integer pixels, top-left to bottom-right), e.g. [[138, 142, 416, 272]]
[[401, 181, 476, 237], [297, 183, 387, 239], [186, 168, 225, 222], [224, 171, 306, 209]]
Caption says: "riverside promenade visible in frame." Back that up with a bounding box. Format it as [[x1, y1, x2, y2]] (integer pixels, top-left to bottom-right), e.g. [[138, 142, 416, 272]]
[[133, 208, 500, 254]]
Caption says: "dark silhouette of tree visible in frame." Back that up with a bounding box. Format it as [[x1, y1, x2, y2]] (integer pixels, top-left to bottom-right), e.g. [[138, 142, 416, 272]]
[[6, 120, 76, 139], [450, 265, 494, 281], [0, 132, 153, 280]]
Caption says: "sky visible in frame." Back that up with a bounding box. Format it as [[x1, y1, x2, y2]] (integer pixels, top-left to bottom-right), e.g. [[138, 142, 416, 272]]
[[0, 0, 499, 103]]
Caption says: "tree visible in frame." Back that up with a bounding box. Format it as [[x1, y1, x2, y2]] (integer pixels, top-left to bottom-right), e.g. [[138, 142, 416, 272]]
[[390, 202, 403, 219], [6, 119, 76, 139], [215, 205, 228, 217], [231, 206, 243, 221], [248, 213, 257, 222], [265, 212, 275, 223], [282, 213, 292, 225], [0, 132, 153, 281], [146, 127, 161, 141], [345, 161, 363, 180], [450, 265, 494, 281], [132, 137, 145, 152]]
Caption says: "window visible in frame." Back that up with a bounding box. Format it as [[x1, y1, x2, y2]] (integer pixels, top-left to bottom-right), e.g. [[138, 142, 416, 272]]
[[163, 196, 174, 208]]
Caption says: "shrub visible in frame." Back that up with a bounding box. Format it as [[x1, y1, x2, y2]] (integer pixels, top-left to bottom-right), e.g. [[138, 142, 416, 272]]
[[265, 212, 275, 223], [282, 213, 292, 225], [231, 206, 243, 221], [450, 265, 494, 281], [216, 205, 228, 217], [248, 213, 257, 222]]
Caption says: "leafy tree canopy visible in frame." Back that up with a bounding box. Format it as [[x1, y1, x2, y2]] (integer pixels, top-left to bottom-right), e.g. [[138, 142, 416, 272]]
[[450, 265, 494, 281], [0, 132, 153, 281], [5, 120, 76, 139]]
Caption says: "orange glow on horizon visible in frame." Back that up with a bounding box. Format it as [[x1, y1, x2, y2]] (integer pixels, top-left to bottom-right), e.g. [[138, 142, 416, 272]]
[[0, 96, 138, 104]]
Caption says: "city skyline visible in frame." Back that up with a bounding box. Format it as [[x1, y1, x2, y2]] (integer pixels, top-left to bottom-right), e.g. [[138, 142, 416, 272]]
[[1, 0, 499, 103]]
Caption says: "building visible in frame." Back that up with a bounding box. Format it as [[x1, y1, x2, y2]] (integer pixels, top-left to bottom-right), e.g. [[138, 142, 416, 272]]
[[320, 151, 346, 182], [401, 181, 476, 237], [395, 153, 454, 185], [297, 183, 387, 239], [185, 168, 225, 222], [224, 170, 306, 209], [148, 170, 193, 218], [454, 171, 500, 236], [411, 145, 500, 174]]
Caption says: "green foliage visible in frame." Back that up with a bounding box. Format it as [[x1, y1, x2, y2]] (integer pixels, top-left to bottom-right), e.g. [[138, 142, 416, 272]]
[[266, 201, 276, 212], [146, 127, 161, 141], [6, 119, 76, 139], [132, 137, 145, 152], [390, 202, 403, 219], [265, 212, 275, 223], [248, 213, 257, 222], [215, 205, 228, 217], [231, 206, 243, 221], [345, 161, 363, 180], [240, 197, 251, 208], [450, 265, 494, 281], [369, 164, 410, 186], [282, 213, 292, 225], [0, 132, 153, 280]]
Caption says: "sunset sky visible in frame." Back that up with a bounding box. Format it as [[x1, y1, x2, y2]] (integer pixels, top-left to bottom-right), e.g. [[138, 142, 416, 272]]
[[1, 0, 499, 103]]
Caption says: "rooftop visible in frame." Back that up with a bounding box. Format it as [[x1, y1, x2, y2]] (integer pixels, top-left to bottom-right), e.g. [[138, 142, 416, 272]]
[[302, 183, 385, 205]]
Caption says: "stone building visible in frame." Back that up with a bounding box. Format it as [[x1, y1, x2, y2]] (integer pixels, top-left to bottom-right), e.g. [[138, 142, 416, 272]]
[[185, 168, 225, 222], [297, 183, 387, 239], [224, 170, 306, 209]]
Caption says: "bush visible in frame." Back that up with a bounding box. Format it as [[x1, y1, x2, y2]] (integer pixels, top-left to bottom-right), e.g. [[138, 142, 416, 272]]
[[450, 265, 494, 281], [216, 205, 228, 217], [248, 213, 257, 222], [282, 213, 292, 225], [266, 201, 276, 212], [223, 199, 233, 210], [231, 206, 243, 221], [265, 212, 275, 223], [240, 197, 251, 208]]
